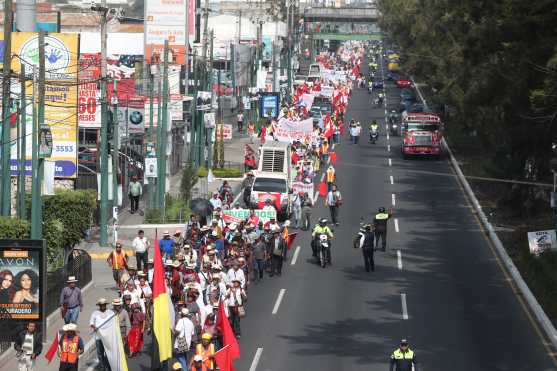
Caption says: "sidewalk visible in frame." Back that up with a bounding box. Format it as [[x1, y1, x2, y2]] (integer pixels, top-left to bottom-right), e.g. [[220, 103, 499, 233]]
[[0, 257, 116, 371]]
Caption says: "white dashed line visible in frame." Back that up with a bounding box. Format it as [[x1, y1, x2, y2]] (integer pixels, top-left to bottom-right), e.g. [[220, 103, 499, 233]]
[[272, 289, 286, 314], [392, 193, 396, 206], [320, 173, 325, 182], [388, 158, 392, 166], [394, 218, 399, 232], [249, 348, 264, 371], [397, 250, 403, 270], [401, 293, 409, 320], [291, 246, 301, 266], [387, 144, 391, 152], [390, 175, 394, 185]]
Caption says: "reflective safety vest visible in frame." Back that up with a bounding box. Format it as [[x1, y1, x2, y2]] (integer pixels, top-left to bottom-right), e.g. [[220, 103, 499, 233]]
[[195, 343, 215, 369], [326, 168, 335, 183], [60, 335, 80, 364], [390, 348, 415, 371], [112, 251, 126, 269], [374, 213, 389, 232], [322, 142, 329, 155], [375, 213, 389, 220]]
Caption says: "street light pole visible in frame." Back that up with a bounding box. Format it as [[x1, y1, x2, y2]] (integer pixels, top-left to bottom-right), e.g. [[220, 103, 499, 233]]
[[1, 0, 13, 216]]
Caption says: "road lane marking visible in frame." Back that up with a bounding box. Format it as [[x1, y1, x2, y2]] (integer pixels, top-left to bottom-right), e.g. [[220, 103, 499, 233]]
[[394, 218, 399, 232], [386, 132, 390, 141], [390, 175, 394, 185], [387, 144, 391, 152], [272, 289, 286, 314], [397, 250, 403, 270], [392, 193, 396, 206], [388, 158, 392, 167], [401, 293, 409, 320], [291, 246, 301, 266], [312, 192, 319, 204], [249, 348, 264, 371]]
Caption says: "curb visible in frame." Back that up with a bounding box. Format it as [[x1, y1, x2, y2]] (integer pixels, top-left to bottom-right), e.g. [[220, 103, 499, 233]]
[[443, 138, 557, 350]]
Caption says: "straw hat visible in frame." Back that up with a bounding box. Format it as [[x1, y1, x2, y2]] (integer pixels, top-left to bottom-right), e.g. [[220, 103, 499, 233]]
[[66, 276, 78, 283]]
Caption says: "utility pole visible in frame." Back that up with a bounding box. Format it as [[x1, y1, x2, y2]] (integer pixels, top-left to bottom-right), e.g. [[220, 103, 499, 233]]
[[287, 0, 293, 102], [17, 64, 26, 219], [112, 80, 119, 209], [207, 30, 214, 170], [155, 62, 162, 208], [148, 63, 155, 209], [31, 30, 45, 239], [197, 0, 209, 168], [93, 1, 109, 246], [185, 0, 190, 95], [237, 11, 242, 45], [1, 0, 13, 216], [158, 40, 169, 213], [190, 55, 197, 167]]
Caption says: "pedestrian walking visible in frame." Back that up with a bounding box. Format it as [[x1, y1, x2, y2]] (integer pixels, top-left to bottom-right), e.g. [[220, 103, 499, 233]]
[[106, 242, 128, 287], [14, 322, 42, 371], [270, 229, 287, 276], [291, 192, 302, 228], [194, 333, 216, 370], [326, 184, 343, 225], [374, 207, 392, 251], [159, 230, 177, 260], [300, 192, 313, 231], [89, 298, 113, 371], [251, 237, 267, 282], [57, 323, 84, 371], [111, 298, 130, 355], [128, 176, 142, 214], [132, 229, 150, 272], [247, 121, 256, 143], [326, 165, 335, 192], [237, 111, 244, 133], [127, 303, 145, 357], [59, 276, 82, 325], [174, 308, 195, 370], [226, 278, 247, 338], [390, 339, 419, 371], [359, 224, 375, 272]]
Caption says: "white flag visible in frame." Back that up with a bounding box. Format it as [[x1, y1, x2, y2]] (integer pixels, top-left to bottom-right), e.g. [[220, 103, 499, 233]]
[[98, 311, 128, 371]]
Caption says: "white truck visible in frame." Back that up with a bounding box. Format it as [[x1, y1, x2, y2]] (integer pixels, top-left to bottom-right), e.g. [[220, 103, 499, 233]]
[[249, 141, 293, 219]]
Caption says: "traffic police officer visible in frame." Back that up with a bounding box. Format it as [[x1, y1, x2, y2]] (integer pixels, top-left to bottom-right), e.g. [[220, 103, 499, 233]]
[[390, 339, 418, 371], [312, 218, 334, 258], [358, 224, 375, 272], [373, 207, 391, 251]]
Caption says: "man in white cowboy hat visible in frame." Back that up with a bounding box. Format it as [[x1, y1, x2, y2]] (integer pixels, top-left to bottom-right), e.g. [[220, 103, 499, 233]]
[[226, 259, 246, 289], [58, 323, 83, 371], [112, 298, 130, 345], [59, 276, 82, 325], [89, 298, 113, 371], [205, 270, 226, 304]]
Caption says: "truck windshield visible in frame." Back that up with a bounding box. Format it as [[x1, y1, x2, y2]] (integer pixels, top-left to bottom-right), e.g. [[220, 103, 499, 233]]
[[407, 123, 439, 132], [253, 178, 287, 193]]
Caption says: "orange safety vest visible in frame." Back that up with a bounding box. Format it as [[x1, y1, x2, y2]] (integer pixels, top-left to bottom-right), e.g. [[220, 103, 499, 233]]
[[112, 251, 126, 269], [195, 343, 215, 369], [326, 168, 335, 183], [322, 143, 329, 155], [60, 335, 80, 364]]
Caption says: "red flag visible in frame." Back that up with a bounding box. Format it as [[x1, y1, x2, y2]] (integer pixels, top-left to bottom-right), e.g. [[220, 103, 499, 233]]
[[215, 345, 235, 371], [330, 152, 337, 165], [287, 232, 298, 249], [318, 182, 327, 197], [44, 331, 59, 364], [216, 302, 240, 360]]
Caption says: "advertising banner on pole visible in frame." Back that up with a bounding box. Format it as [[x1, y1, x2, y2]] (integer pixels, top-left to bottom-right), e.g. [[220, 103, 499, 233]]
[[0, 239, 46, 341], [145, 0, 195, 64], [260, 92, 280, 118], [5, 32, 79, 178], [78, 53, 101, 128], [527, 230, 557, 255]]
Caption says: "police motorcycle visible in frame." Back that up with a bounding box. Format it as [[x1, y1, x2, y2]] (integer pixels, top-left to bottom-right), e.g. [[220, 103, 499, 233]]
[[311, 219, 333, 268], [369, 122, 379, 144]]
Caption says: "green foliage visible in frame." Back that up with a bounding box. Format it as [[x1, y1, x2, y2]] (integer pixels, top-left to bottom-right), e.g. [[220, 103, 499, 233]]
[[212, 167, 243, 178], [0, 217, 30, 239], [197, 166, 208, 178], [145, 195, 190, 223], [180, 161, 198, 204], [42, 189, 96, 252]]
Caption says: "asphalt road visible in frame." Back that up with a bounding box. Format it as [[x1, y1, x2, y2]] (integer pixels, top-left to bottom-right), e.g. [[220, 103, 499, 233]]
[[124, 55, 557, 371]]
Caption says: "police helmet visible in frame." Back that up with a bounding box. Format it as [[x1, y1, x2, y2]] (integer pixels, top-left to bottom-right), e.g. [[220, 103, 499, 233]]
[[365, 224, 372, 231], [319, 218, 328, 225], [378, 207, 386, 213]]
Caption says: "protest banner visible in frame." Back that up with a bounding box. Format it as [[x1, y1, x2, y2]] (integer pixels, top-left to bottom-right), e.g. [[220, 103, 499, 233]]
[[222, 209, 277, 222], [274, 117, 314, 143], [292, 181, 314, 200]]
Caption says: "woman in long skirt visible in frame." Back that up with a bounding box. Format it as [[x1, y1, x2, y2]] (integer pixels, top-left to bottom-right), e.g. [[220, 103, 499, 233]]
[[127, 303, 145, 357]]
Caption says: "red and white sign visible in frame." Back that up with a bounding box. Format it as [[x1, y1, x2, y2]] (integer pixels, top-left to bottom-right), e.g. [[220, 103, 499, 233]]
[[216, 124, 233, 140], [292, 181, 314, 201], [78, 54, 101, 128], [274, 118, 314, 143]]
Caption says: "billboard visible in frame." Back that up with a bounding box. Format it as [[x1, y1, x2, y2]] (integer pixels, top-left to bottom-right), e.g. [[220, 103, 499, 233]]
[[78, 54, 101, 128], [0, 240, 45, 341], [260, 92, 280, 118], [5, 33, 79, 178], [145, 0, 195, 64]]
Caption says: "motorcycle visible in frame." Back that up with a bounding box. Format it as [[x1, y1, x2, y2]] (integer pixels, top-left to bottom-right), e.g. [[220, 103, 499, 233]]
[[388, 114, 399, 136], [317, 234, 331, 268], [369, 127, 379, 144]]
